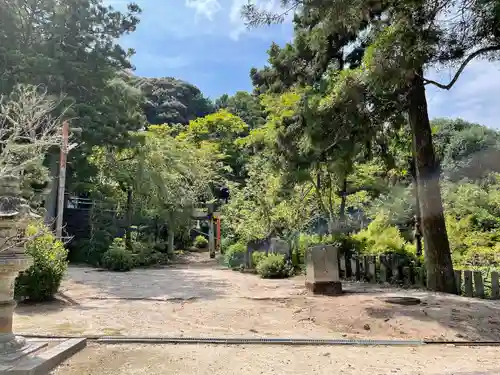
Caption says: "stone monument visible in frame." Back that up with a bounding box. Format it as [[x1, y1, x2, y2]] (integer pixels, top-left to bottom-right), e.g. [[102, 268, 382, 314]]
[[0, 175, 41, 361], [305, 244, 342, 295]]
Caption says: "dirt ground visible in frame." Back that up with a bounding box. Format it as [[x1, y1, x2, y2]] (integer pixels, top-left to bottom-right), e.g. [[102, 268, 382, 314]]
[[51, 344, 500, 375], [13, 252, 500, 373]]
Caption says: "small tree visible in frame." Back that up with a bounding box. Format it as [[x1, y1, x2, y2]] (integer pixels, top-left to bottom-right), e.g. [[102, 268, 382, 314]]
[[0, 84, 67, 252], [0, 84, 66, 178]]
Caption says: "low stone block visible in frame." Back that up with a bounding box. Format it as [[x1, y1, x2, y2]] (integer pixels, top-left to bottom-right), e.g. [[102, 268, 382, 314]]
[[305, 244, 342, 295]]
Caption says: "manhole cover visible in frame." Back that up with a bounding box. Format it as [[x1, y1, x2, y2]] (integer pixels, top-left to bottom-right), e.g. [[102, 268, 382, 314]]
[[381, 297, 421, 305]]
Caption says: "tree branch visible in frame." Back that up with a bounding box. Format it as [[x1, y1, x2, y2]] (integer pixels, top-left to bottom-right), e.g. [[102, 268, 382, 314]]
[[423, 45, 500, 90]]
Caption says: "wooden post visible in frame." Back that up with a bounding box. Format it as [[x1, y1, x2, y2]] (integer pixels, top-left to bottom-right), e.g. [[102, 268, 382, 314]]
[[208, 216, 215, 259], [368, 256, 376, 282], [402, 267, 411, 286], [379, 256, 388, 283], [416, 267, 426, 287], [345, 253, 352, 278], [216, 216, 221, 253], [491, 272, 500, 300], [473, 271, 485, 299], [167, 228, 174, 255], [363, 256, 369, 280], [56, 120, 69, 239], [454, 270, 462, 295], [340, 255, 346, 278], [463, 270, 473, 297], [353, 257, 360, 281], [350, 258, 357, 280]]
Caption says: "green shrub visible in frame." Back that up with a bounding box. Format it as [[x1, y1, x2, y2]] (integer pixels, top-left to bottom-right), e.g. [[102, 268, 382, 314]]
[[251, 251, 267, 268], [193, 235, 208, 249], [353, 211, 416, 257], [220, 236, 236, 253], [256, 254, 294, 279], [132, 241, 169, 267], [101, 238, 135, 272], [224, 242, 246, 268], [15, 224, 69, 302]]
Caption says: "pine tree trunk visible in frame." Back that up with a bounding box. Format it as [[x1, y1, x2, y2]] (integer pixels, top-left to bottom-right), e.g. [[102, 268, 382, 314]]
[[407, 70, 456, 294]]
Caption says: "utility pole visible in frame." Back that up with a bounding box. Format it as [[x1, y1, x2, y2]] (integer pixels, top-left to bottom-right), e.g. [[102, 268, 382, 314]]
[[208, 216, 215, 258], [207, 202, 215, 258], [55, 121, 69, 239]]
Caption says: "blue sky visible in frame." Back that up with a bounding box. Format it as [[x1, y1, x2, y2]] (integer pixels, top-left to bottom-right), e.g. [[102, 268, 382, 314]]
[[107, 0, 500, 129]]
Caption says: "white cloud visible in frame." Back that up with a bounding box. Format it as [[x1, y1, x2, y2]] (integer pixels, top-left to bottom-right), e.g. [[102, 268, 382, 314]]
[[185, 0, 222, 21], [228, 0, 293, 41], [426, 60, 500, 129]]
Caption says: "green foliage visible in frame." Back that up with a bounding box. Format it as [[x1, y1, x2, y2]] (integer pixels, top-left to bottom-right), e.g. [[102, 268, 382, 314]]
[[215, 91, 266, 129], [132, 241, 169, 267], [353, 211, 416, 258], [220, 236, 236, 253], [446, 213, 500, 268], [438, 121, 500, 181], [101, 238, 135, 272], [133, 76, 214, 125], [251, 251, 267, 268], [256, 254, 294, 279], [194, 235, 208, 249], [242, 0, 500, 293], [224, 242, 247, 268], [15, 224, 69, 302]]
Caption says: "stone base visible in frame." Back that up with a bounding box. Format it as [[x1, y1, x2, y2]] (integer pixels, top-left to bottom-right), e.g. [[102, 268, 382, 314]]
[[305, 281, 343, 296], [0, 338, 86, 374], [0, 335, 28, 354], [0, 341, 47, 363]]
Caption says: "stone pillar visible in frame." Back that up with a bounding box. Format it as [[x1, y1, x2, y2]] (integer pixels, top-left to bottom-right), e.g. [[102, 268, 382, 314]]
[[0, 176, 33, 356], [305, 244, 342, 295]]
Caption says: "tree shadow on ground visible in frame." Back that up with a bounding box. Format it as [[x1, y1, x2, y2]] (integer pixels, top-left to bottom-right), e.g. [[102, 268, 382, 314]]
[[55, 263, 231, 302], [364, 290, 500, 341], [16, 291, 94, 316]]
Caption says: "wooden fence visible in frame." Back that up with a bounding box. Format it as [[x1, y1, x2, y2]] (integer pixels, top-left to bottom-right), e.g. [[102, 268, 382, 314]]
[[338, 254, 500, 300]]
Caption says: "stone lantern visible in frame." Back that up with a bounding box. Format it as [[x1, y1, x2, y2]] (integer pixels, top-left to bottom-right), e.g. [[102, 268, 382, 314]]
[[0, 175, 37, 359]]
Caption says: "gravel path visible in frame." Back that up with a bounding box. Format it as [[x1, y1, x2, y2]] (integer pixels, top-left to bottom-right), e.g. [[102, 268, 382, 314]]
[[12, 252, 500, 373]]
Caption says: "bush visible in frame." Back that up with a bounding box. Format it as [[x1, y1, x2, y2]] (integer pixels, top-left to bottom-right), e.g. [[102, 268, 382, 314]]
[[220, 236, 236, 253], [132, 241, 169, 267], [256, 254, 294, 279], [353, 211, 416, 257], [224, 242, 246, 268], [15, 224, 69, 302], [251, 251, 267, 268], [193, 235, 208, 249], [101, 238, 135, 272]]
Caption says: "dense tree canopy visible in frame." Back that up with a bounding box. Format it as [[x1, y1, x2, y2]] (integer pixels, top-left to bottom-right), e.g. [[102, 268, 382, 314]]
[[133, 76, 214, 126], [242, 0, 500, 293], [215, 91, 265, 129], [1, 0, 499, 290]]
